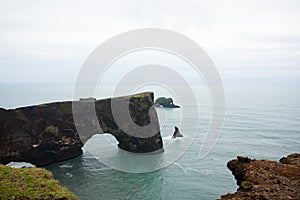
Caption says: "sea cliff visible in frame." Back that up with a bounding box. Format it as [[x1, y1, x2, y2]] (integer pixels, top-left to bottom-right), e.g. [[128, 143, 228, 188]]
[[0, 92, 163, 166]]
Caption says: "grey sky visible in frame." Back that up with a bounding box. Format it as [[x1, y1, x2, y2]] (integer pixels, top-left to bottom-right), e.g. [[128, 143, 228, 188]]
[[0, 0, 299, 85]]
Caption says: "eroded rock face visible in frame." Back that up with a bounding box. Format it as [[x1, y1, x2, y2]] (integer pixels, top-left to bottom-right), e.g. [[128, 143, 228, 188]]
[[0, 92, 163, 166], [220, 153, 300, 200]]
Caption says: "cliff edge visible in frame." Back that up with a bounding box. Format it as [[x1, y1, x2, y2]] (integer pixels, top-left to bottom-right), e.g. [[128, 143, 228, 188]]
[[0, 164, 78, 199], [220, 153, 300, 200]]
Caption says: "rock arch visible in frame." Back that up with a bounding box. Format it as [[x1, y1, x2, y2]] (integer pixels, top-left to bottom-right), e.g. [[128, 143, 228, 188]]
[[0, 92, 163, 166]]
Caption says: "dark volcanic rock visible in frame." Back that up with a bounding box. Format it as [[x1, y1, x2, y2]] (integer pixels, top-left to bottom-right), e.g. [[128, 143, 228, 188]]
[[220, 153, 300, 200], [0, 92, 163, 166], [154, 97, 180, 108]]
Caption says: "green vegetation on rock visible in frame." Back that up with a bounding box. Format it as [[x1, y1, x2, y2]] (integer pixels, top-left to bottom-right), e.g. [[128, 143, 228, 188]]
[[0, 164, 78, 200], [16, 110, 28, 122], [58, 103, 72, 114], [241, 181, 252, 191]]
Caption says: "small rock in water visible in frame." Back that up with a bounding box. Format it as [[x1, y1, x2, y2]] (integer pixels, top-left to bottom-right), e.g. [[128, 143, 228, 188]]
[[172, 126, 183, 139]]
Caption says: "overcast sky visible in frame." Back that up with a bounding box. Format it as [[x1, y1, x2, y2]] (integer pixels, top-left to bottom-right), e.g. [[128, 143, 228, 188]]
[[0, 0, 299, 86]]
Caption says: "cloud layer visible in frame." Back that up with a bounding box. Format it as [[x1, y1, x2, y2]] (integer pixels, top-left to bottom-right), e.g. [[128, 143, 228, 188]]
[[0, 0, 299, 85]]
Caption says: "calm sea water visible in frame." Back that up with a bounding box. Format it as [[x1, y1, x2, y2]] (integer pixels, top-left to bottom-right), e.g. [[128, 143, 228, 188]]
[[1, 83, 299, 199]]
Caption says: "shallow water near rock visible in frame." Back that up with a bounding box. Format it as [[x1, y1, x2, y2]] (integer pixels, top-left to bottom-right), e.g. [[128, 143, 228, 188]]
[[1, 83, 299, 199]]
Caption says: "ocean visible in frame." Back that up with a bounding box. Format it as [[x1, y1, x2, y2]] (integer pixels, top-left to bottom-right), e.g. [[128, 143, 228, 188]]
[[1, 83, 299, 199]]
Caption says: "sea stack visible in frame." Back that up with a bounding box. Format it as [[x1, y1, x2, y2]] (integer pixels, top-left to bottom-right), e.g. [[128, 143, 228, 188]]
[[154, 97, 180, 108]]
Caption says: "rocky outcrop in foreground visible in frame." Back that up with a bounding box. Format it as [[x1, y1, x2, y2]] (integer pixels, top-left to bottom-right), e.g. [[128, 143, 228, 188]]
[[0, 164, 78, 199], [0, 92, 163, 166], [220, 153, 300, 200]]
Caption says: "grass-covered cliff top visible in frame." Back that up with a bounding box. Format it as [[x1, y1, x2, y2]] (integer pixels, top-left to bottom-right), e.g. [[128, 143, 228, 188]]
[[0, 164, 78, 199]]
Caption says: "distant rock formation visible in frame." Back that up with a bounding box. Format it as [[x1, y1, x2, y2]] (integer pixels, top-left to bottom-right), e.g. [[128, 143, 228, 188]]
[[154, 97, 180, 108], [220, 153, 300, 200], [0, 92, 163, 166]]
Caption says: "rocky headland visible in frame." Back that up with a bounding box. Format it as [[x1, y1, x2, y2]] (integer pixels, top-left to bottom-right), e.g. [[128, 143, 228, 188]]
[[0, 92, 163, 166], [220, 153, 300, 200]]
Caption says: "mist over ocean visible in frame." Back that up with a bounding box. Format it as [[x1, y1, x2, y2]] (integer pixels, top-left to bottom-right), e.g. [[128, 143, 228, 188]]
[[1, 83, 299, 199]]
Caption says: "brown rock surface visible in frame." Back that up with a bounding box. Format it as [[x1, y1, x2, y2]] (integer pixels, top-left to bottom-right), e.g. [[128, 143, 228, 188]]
[[220, 154, 300, 200]]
